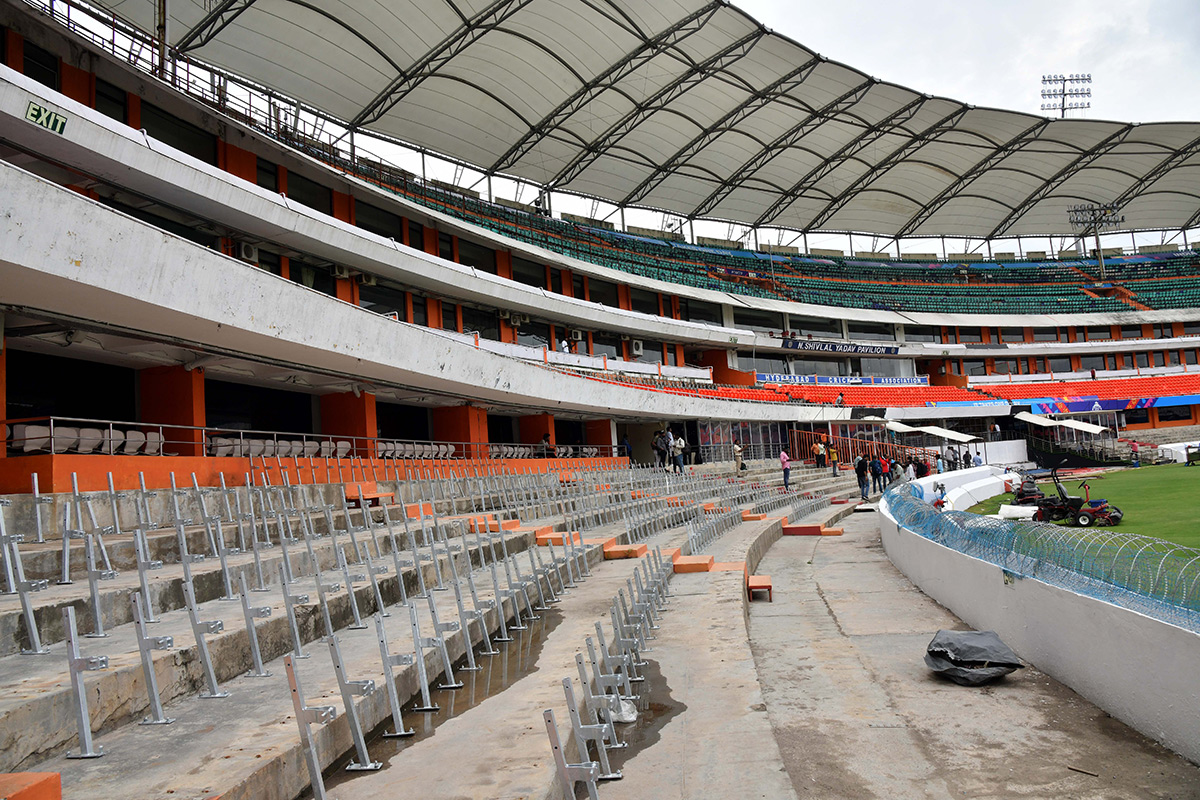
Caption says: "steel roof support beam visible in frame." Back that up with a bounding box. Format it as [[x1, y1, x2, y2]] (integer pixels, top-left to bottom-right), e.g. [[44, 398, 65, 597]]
[[759, 99, 962, 230], [986, 124, 1136, 239], [175, 0, 257, 53], [687, 78, 875, 220], [618, 58, 822, 207], [349, 0, 534, 130], [489, 1, 724, 174], [543, 29, 765, 191], [1106, 134, 1200, 212], [895, 119, 1050, 238]]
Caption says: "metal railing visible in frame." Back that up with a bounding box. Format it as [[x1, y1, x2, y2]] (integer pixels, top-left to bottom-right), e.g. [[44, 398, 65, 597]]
[[1, 416, 620, 462], [884, 481, 1200, 633]]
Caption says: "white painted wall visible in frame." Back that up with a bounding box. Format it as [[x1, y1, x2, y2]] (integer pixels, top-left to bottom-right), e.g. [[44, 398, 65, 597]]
[[880, 473, 1200, 765], [0, 160, 851, 426]]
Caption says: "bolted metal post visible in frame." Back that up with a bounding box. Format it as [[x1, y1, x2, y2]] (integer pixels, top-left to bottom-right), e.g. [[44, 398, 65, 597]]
[[131, 591, 174, 725], [63, 606, 109, 758]]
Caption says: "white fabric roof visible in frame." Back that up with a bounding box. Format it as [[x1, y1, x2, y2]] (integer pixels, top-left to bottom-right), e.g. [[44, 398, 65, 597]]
[[914, 425, 979, 443], [94, 0, 1200, 237], [1014, 410, 1108, 434]]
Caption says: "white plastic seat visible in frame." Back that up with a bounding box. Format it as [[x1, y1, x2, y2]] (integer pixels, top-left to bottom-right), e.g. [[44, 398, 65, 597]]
[[319, 440, 334, 458], [52, 427, 79, 454], [432, 444, 446, 458], [379, 441, 394, 458], [102, 428, 125, 455], [123, 430, 146, 454], [248, 439, 266, 457], [260, 440, 276, 458], [445, 444, 456, 459], [403, 443, 417, 458], [276, 440, 293, 458], [335, 441, 352, 459], [76, 428, 103, 454], [291, 440, 305, 457], [212, 437, 234, 458], [143, 430, 163, 456], [16, 424, 51, 453], [489, 445, 501, 458], [303, 440, 320, 458]]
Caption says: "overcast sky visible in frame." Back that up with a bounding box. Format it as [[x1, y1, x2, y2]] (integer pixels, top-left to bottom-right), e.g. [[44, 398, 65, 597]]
[[735, 0, 1200, 123]]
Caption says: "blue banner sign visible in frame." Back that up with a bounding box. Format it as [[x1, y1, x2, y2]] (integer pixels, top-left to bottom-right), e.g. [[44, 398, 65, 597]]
[[780, 339, 900, 355], [757, 374, 928, 386]]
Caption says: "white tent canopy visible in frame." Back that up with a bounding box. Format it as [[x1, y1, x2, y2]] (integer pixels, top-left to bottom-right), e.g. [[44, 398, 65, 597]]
[[86, 0, 1200, 239], [862, 416, 979, 442], [1014, 410, 1109, 435]]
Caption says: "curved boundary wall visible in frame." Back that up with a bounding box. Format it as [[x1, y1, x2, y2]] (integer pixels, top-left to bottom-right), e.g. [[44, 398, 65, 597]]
[[879, 467, 1200, 765]]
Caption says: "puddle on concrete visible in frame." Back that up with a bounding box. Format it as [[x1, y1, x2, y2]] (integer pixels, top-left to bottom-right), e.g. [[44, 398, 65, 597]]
[[572, 658, 686, 797], [322, 605, 562, 793], [605, 659, 685, 771]]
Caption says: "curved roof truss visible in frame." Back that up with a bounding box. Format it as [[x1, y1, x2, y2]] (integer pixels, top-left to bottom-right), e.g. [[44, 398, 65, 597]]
[[90, 0, 1200, 238]]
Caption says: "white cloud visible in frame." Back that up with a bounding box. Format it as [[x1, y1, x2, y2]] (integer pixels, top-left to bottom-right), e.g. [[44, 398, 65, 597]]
[[735, 0, 1200, 122]]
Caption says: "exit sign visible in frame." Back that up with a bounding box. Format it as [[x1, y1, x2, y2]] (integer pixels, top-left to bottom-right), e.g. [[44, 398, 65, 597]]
[[25, 101, 67, 135]]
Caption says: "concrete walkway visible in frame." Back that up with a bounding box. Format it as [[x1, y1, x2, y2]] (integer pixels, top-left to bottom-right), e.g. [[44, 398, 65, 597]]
[[750, 511, 1200, 799]]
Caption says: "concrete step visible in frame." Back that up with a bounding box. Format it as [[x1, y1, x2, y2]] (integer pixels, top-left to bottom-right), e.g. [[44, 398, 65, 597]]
[[0, 522, 578, 774]]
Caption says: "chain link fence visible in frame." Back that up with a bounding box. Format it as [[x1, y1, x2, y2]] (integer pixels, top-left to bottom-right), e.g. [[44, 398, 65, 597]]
[[884, 482, 1200, 633]]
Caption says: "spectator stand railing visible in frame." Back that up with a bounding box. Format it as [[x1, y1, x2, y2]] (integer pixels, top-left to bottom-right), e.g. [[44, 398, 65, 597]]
[[884, 481, 1200, 633]]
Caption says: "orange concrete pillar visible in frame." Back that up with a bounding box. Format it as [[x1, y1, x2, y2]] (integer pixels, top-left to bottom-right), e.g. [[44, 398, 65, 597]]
[[221, 141, 258, 183], [320, 391, 377, 457], [585, 419, 615, 451], [696, 350, 755, 385], [431, 404, 488, 458], [126, 93, 141, 129], [618, 284, 632, 310], [1, 336, 6, 460], [139, 365, 206, 457], [59, 63, 93, 106], [422, 226, 438, 256], [4, 31, 22, 71], [331, 191, 358, 304], [495, 251, 517, 343], [519, 414, 555, 446], [426, 298, 442, 329]]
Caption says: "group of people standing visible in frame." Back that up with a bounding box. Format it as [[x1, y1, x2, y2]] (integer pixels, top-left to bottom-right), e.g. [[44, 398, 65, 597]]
[[652, 428, 688, 474], [935, 448, 984, 473], [854, 453, 901, 500]]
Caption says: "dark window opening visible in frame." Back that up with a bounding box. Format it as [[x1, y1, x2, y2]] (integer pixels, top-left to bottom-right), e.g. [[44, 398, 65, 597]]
[[100, 196, 217, 249], [732, 308, 784, 331], [359, 280, 408, 318], [355, 200, 402, 239], [257, 250, 283, 277], [5, 350, 135, 421], [1157, 405, 1192, 423], [376, 401, 430, 440], [511, 257, 545, 289], [680, 298, 722, 325], [411, 296, 427, 326], [206, 379, 312, 433], [286, 171, 332, 215], [141, 102, 217, 165], [549, 268, 563, 295], [629, 287, 659, 316], [442, 302, 458, 332], [461, 306, 500, 341], [408, 220, 425, 251], [256, 158, 277, 192], [903, 325, 938, 343], [23, 40, 59, 91], [588, 278, 619, 308], [438, 232, 454, 261], [289, 259, 335, 297], [458, 240, 496, 274], [95, 79, 126, 124]]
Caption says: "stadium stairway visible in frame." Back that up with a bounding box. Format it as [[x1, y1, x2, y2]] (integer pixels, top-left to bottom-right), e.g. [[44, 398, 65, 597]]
[[0, 462, 859, 799]]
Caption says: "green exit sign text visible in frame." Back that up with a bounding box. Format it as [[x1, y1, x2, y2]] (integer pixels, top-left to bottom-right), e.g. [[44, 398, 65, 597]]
[[25, 102, 67, 135]]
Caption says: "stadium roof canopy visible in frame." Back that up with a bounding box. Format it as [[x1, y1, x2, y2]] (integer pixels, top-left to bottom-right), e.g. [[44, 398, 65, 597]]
[[96, 0, 1200, 238]]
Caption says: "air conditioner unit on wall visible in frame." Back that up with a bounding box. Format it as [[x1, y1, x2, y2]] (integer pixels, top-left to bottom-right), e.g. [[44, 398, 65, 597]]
[[620, 333, 631, 341], [238, 242, 259, 263], [332, 265, 352, 279], [498, 309, 512, 320], [631, 340, 644, 357], [569, 329, 584, 342], [357, 273, 377, 286]]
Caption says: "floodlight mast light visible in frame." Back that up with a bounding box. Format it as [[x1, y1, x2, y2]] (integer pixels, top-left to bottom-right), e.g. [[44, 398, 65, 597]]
[[1068, 202, 1125, 280], [1040, 73, 1092, 118]]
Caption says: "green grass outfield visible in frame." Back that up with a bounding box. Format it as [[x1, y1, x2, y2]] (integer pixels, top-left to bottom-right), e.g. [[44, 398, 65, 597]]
[[967, 463, 1200, 549]]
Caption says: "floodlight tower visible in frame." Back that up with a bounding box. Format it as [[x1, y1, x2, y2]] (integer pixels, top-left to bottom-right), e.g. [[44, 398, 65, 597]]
[[1041, 73, 1092, 118], [1068, 202, 1125, 281]]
